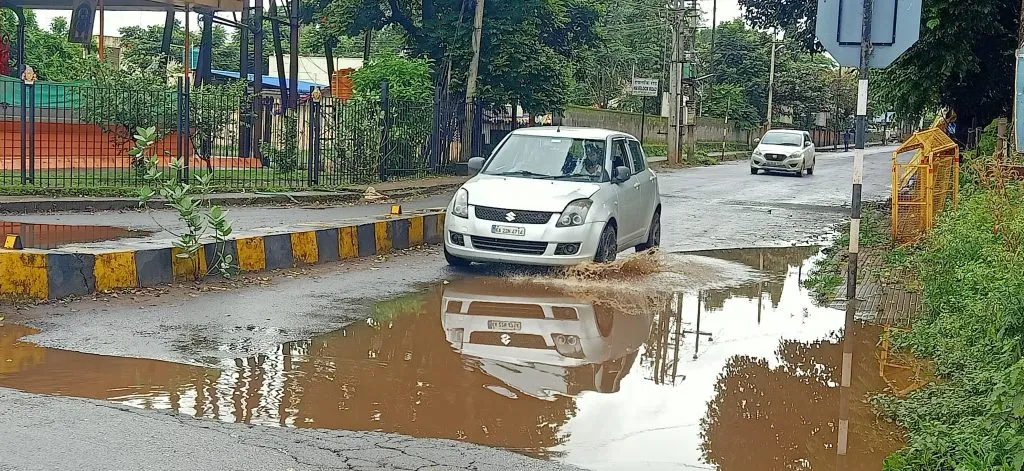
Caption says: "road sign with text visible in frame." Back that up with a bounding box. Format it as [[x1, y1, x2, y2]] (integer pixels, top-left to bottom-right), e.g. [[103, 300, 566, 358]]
[[631, 78, 659, 97], [815, 0, 922, 68]]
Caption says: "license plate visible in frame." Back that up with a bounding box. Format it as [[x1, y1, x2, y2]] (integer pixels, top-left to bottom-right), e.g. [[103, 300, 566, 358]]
[[488, 320, 522, 331], [491, 225, 526, 237]]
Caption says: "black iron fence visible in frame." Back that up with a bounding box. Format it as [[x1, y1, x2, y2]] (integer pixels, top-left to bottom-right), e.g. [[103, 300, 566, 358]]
[[0, 78, 474, 189]]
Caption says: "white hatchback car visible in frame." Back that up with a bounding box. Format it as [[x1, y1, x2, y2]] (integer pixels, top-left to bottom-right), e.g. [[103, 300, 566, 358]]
[[749, 129, 816, 177], [443, 127, 662, 267]]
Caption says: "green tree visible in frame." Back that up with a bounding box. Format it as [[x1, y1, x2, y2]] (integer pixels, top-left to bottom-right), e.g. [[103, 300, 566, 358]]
[[0, 11, 90, 82], [696, 20, 838, 130], [324, 0, 601, 114], [567, 0, 665, 110], [119, 21, 240, 73], [735, 0, 1020, 136]]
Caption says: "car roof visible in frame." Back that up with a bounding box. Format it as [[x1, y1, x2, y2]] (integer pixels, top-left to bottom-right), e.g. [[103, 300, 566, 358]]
[[764, 129, 807, 135], [511, 126, 633, 141]]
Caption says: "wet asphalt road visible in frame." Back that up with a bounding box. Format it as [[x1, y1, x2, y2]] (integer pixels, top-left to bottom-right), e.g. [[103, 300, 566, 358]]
[[0, 147, 896, 471]]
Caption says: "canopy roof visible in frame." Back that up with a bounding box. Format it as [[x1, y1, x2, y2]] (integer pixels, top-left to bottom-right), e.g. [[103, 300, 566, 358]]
[[0, 0, 242, 12]]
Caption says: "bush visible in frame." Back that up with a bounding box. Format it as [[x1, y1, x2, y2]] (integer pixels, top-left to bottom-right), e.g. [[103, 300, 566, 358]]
[[261, 109, 300, 174], [876, 173, 1024, 470]]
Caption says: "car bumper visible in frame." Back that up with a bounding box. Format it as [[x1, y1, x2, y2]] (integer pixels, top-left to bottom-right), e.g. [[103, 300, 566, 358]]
[[751, 156, 802, 171], [444, 211, 605, 266]]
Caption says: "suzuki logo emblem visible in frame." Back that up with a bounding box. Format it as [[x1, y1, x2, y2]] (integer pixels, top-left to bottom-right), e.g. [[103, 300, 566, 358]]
[[505, 212, 516, 222], [500, 333, 512, 345]]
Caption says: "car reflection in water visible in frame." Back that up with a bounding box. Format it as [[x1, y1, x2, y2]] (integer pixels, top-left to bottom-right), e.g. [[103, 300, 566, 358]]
[[440, 278, 655, 400]]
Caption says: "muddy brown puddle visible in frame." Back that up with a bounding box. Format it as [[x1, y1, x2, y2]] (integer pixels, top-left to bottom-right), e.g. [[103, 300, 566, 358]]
[[0, 246, 904, 470], [0, 221, 152, 249]]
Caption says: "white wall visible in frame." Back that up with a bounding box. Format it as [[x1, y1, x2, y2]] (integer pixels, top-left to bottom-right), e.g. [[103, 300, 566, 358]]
[[267, 57, 363, 85]]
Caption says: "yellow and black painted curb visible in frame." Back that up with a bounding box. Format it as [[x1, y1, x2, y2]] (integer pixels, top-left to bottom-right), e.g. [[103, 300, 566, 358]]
[[0, 211, 446, 301]]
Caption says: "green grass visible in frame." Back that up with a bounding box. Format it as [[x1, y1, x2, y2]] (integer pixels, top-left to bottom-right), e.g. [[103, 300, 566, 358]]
[[802, 203, 890, 303], [869, 180, 1024, 470]]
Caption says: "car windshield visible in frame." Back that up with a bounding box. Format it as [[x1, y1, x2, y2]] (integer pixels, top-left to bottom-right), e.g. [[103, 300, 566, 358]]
[[760, 132, 804, 147], [482, 135, 609, 182]]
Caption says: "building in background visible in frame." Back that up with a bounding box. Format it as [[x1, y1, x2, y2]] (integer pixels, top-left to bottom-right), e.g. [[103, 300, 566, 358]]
[[268, 57, 363, 86]]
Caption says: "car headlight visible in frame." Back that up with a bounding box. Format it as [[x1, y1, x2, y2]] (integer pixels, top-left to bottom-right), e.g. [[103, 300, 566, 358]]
[[790, 152, 802, 158], [452, 188, 469, 218], [557, 199, 592, 227], [752, 150, 763, 157]]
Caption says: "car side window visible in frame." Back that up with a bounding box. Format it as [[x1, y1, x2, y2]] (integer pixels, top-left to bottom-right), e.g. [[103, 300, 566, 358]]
[[627, 140, 647, 174], [612, 139, 632, 172]]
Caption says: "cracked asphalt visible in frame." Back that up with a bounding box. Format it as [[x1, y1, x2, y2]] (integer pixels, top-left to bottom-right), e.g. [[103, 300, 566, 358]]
[[0, 147, 896, 471], [0, 389, 580, 471]]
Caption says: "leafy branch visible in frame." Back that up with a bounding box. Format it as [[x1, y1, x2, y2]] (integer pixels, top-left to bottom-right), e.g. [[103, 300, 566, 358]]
[[132, 126, 236, 280]]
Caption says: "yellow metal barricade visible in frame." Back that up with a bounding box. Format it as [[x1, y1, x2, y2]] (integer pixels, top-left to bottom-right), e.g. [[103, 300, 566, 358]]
[[891, 128, 960, 245]]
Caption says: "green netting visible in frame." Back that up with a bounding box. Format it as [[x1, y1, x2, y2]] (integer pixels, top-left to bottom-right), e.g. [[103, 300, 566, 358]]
[[0, 75, 89, 108]]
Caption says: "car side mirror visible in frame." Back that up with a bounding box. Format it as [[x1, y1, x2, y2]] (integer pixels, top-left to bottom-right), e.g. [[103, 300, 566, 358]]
[[805, 141, 813, 147], [753, 138, 760, 144], [467, 157, 485, 175], [612, 166, 631, 183]]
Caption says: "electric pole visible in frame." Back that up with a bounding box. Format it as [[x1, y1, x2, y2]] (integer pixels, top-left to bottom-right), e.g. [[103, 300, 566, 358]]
[[683, 0, 699, 159], [462, 0, 485, 161], [667, 0, 683, 166], [766, 32, 782, 131]]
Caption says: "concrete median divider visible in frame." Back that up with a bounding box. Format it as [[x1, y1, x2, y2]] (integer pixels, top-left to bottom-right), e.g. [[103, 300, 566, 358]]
[[0, 210, 446, 301]]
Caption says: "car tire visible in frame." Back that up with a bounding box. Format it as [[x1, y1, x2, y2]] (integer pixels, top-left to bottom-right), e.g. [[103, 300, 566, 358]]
[[444, 246, 471, 267], [750, 167, 758, 175], [594, 224, 618, 263], [636, 210, 661, 252], [596, 310, 614, 337], [795, 165, 805, 178], [807, 163, 815, 175]]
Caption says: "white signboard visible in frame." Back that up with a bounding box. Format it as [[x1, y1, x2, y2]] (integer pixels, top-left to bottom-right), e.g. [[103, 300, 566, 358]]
[[631, 78, 659, 97]]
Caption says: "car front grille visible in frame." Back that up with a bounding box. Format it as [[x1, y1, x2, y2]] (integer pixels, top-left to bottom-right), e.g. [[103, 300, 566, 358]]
[[765, 153, 787, 162], [475, 206, 553, 225], [469, 332, 551, 349], [466, 301, 547, 319], [470, 236, 548, 255]]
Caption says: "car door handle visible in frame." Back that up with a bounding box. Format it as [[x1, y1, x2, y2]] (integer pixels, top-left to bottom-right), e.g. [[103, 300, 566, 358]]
[[633, 182, 641, 189]]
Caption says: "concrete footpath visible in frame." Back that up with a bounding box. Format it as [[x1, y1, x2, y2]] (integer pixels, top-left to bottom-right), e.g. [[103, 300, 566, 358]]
[[0, 176, 468, 214]]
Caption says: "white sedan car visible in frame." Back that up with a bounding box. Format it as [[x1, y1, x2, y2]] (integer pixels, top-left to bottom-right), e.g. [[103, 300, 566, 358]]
[[749, 129, 816, 177], [444, 127, 662, 267]]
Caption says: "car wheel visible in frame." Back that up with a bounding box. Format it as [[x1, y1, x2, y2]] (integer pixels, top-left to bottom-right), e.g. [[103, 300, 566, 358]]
[[750, 167, 758, 175], [594, 224, 618, 263], [595, 310, 614, 337], [807, 162, 815, 175], [636, 210, 661, 252], [795, 165, 805, 178], [444, 246, 471, 267]]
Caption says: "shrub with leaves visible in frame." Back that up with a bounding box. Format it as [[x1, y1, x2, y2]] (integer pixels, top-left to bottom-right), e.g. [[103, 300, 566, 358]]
[[188, 80, 250, 173], [80, 63, 176, 174], [261, 109, 301, 174], [873, 161, 1024, 470], [133, 126, 236, 279]]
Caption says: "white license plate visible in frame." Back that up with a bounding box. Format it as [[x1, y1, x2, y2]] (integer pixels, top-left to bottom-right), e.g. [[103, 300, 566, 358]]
[[488, 320, 522, 331], [491, 225, 526, 237]]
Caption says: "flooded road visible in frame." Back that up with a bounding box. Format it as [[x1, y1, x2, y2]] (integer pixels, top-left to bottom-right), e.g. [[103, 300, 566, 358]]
[[0, 247, 902, 470], [0, 221, 151, 249]]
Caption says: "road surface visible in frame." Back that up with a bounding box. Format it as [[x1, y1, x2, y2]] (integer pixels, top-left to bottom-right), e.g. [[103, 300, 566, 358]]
[[0, 147, 898, 471]]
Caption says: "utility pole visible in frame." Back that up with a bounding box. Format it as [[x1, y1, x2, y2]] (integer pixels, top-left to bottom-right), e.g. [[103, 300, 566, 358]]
[[766, 32, 781, 131], [667, 0, 683, 165], [462, 0, 485, 160], [683, 0, 699, 159]]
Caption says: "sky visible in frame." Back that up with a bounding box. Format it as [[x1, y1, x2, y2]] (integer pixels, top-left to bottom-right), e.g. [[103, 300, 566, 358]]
[[29, 0, 743, 37]]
